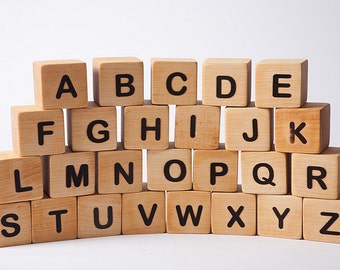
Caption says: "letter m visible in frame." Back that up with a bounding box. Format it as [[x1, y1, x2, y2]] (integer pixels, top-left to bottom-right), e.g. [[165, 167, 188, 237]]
[[66, 164, 89, 188]]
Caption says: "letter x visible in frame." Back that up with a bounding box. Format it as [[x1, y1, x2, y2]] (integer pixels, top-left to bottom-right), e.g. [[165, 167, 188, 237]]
[[227, 206, 245, 228]]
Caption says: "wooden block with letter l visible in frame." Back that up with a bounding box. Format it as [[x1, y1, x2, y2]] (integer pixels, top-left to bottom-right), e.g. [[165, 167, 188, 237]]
[[33, 59, 88, 109], [11, 105, 65, 156], [78, 194, 121, 238], [151, 58, 197, 105], [167, 191, 210, 234], [275, 103, 330, 154], [93, 57, 144, 106], [255, 59, 308, 108], [202, 58, 251, 107]]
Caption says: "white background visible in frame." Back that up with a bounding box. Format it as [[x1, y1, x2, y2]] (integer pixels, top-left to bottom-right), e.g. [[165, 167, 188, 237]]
[[0, 0, 340, 269]]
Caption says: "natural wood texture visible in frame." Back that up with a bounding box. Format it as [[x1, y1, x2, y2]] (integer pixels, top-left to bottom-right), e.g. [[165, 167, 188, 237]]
[[275, 103, 330, 154], [202, 58, 251, 107], [78, 194, 121, 238], [93, 57, 144, 106], [151, 58, 197, 105], [0, 202, 31, 247], [303, 198, 340, 244], [255, 59, 308, 108], [11, 105, 65, 156], [31, 196, 77, 243], [167, 191, 211, 234], [175, 105, 220, 149], [67, 102, 117, 152], [257, 195, 302, 239], [33, 60, 88, 109]]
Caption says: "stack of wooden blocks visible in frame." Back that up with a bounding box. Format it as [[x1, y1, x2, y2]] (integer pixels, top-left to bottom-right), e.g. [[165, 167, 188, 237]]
[[1, 57, 339, 248]]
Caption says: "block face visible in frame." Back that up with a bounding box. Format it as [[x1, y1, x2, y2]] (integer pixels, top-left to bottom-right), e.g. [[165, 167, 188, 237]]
[[78, 194, 121, 238], [151, 58, 197, 105], [175, 105, 220, 149], [34, 60, 88, 109], [202, 58, 251, 107], [167, 191, 210, 234], [255, 59, 308, 108], [211, 192, 256, 235], [193, 149, 238, 192], [93, 57, 144, 106], [11, 105, 65, 156], [257, 195, 302, 239], [122, 191, 165, 234], [275, 103, 330, 153]]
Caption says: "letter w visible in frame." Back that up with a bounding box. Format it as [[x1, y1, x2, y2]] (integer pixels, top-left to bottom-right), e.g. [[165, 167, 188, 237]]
[[175, 205, 203, 226]]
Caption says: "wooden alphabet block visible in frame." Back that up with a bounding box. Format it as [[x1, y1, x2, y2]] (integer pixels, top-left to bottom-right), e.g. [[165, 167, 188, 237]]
[[275, 103, 330, 153], [0, 202, 31, 247], [257, 195, 302, 239], [33, 60, 88, 109], [93, 57, 144, 106], [255, 59, 308, 108], [78, 194, 121, 238], [11, 105, 65, 156], [151, 58, 197, 105], [31, 196, 77, 243], [202, 58, 251, 107], [167, 191, 211, 234], [175, 105, 220, 149], [67, 102, 117, 152]]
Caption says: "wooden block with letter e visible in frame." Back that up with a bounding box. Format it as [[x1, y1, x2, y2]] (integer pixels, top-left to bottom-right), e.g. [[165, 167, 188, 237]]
[[202, 58, 251, 107], [255, 59, 308, 108], [93, 57, 144, 106], [33, 60, 88, 109]]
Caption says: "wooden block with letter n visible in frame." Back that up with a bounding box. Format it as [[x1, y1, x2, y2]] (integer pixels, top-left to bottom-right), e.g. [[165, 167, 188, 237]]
[[275, 103, 330, 153], [33, 59, 88, 109], [255, 59, 308, 108], [202, 58, 251, 107]]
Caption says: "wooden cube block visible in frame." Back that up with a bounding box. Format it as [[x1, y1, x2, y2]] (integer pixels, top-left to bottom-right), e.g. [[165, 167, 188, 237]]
[[257, 195, 302, 239], [151, 58, 197, 105], [122, 190, 165, 234], [275, 103, 330, 153], [123, 103, 169, 149], [34, 60, 88, 109], [0, 151, 43, 204], [31, 196, 77, 243], [67, 102, 117, 152], [225, 103, 272, 151], [0, 202, 31, 247], [211, 191, 256, 235], [93, 57, 144, 106], [167, 191, 211, 234], [11, 105, 65, 156], [241, 151, 288, 194], [78, 194, 121, 238], [255, 59, 308, 108], [193, 148, 238, 192], [303, 198, 340, 244], [175, 105, 220, 149], [202, 58, 251, 107]]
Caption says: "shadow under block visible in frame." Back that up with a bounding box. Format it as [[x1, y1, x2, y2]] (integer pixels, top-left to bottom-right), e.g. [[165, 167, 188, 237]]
[[151, 58, 197, 105], [193, 149, 238, 192], [11, 105, 65, 156], [31, 197, 77, 243], [175, 105, 220, 149], [93, 57, 144, 106], [33, 60, 88, 109], [78, 194, 121, 238], [275, 103, 330, 154], [167, 191, 211, 234], [241, 151, 288, 194], [255, 59, 308, 108], [202, 58, 251, 107], [257, 195, 302, 239], [122, 191, 165, 234], [67, 102, 117, 152]]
